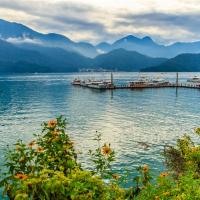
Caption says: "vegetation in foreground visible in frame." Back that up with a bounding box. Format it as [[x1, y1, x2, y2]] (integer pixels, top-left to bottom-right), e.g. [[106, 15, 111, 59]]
[[0, 116, 200, 199]]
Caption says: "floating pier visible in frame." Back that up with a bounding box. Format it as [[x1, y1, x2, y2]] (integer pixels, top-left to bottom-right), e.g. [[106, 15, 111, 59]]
[[77, 83, 200, 90], [72, 73, 200, 90]]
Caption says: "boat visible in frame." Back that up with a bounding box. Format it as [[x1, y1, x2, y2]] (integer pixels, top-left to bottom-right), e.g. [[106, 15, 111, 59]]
[[128, 76, 152, 87], [129, 76, 169, 87], [87, 80, 112, 89], [71, 79, 81, 85], [150, 78, 170, 86], [187, 76, 200, 83]]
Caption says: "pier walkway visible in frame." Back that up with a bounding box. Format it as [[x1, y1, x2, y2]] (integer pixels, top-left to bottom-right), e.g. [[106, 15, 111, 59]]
[[76, 83, 200, 90]]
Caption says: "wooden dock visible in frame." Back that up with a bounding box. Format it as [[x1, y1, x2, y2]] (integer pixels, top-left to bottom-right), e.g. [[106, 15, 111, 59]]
[[72, 73, 200, 90], [76, 83, 200, 90]]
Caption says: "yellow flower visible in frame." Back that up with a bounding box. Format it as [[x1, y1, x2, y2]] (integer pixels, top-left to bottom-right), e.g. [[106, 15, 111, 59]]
[[143, 164, 149, 173], [112, 174, 120, 180], [159, 172, 169, 178], [37, 147, 44, 153], [102, 144, 112, 155], [155, 196, 160, 200], [28, 140, 36, 148], [48, 119, 57, 128], [15, 173, 28, 180]]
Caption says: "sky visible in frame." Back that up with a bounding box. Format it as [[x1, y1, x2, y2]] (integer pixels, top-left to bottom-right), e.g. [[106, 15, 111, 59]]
[[1, 0, 200, 44]]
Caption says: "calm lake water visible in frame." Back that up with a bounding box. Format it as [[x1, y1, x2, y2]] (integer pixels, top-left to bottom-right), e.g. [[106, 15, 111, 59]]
[[0, 72, 200, 178]]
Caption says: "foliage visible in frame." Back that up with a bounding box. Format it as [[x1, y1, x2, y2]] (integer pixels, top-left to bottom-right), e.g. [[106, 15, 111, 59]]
[[136, 128, 200, 200], [0, 116, 124, 199], [7, 169, 125, 200], [89, 133, 115, 178], [0, 116, 200, 200]]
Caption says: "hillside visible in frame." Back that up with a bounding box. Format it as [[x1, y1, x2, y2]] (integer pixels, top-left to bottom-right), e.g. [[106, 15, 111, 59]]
[[141, 53, 200, 72], [0, 39, 91, 73], [93, 49, 167, 71]]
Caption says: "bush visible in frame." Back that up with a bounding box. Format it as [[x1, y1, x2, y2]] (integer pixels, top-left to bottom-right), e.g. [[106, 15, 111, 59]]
[[0, 116, 200, 200], [0, 116, 125, 199]]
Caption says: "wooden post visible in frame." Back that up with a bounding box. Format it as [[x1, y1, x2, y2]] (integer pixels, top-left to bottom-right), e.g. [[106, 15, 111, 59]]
[[111, 72, 113, 86], [176, 72, 179, 87]]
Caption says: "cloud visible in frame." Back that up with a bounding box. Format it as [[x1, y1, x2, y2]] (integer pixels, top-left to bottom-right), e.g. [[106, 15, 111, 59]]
[[0, 0, 200, 44], [5, 36, 42, 45], [113, 12, 200, 44]]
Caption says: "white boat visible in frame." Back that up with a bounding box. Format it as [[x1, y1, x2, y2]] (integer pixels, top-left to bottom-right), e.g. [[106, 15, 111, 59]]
[[129, 77, 169, 87], [150, 78, 169, 86], [187, 76, 200, 83], [87, 80, 111, 89], [71, 79, 81, 85], [128, 76, 152, 87]]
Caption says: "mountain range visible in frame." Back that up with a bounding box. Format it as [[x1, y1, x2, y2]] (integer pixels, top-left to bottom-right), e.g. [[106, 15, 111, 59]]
[[1, 19, 200, 72]]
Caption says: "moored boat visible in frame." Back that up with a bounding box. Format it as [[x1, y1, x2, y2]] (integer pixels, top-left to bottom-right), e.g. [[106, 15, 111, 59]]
[[150, 78, 170, 86], [71, 78, 81, 85], [187, 76, 200, 83]]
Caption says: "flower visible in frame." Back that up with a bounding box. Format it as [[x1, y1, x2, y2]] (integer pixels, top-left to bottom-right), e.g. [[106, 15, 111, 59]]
[[159, 172, 169, 178], [102, 144, 112, 155], [15, 173, 28, 180], [48, 119, 57, 128], [155, 196, 160, 200], [112, 174, 120, 180], [37, 147, 44, 153], [143, 164, 149, 173], [28, 140, 36, 148]]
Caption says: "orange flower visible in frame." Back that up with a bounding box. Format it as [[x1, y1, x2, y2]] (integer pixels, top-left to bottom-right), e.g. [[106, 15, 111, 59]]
[[143, 164, 149, 173], [48, 119, 57, 128], [102, 144, 112, 155], [15, 173, 28, 180], [112, 174, 120, 180], [159, 172, 169, 178], [28, 140, 36, 148], [37, 147, 44, 153]]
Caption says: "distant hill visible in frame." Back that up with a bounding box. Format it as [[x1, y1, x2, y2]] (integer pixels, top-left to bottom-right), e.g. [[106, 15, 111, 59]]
[[92, 49, 167, 71], [0, 19, 98, 58], [0, 39, 167, 73], [2, 18, 200, 72], [96, 35, 200, 58], [141, 53, 200, 72], [2, 19, 200, 59], [0, 39, 91, 73]]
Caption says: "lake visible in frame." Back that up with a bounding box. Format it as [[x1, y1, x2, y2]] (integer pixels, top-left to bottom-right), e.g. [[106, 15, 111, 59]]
[[0, 72, 200, 178]]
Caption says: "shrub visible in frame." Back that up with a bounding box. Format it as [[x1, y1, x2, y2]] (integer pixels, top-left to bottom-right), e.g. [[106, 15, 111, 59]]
[[0, 116, 200, 200], [0, 116, 125, 199]]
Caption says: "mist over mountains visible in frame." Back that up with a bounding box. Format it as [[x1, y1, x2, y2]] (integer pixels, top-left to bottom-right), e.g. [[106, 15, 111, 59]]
[[1, 19, 200, 72]]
